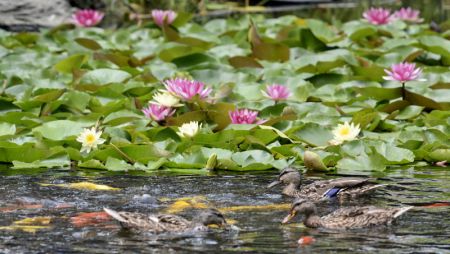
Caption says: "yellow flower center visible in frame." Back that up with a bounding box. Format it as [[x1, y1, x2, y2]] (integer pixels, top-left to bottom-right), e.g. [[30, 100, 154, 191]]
[[339, 127, 350, 136], [85, 134, 96, 144]]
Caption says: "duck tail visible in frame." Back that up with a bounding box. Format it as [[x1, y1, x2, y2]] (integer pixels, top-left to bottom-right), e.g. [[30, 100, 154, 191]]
[[103, 207, 127, 223], [393, 206, 413, 218], [361, 183, 387, 193]]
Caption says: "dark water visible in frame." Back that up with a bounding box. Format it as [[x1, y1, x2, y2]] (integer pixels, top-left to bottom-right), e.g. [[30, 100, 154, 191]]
[[0, 167, 449, 253]]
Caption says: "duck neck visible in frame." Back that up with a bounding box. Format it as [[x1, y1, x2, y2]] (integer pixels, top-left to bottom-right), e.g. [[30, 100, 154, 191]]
[[283, 183, 301, 197]]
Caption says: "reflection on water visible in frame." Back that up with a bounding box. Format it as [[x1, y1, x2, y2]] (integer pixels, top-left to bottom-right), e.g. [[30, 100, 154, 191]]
[[0, 167, 449, 253]]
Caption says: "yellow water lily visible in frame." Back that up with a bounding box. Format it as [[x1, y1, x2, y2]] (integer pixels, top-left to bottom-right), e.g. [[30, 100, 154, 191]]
[[330, 121, 360, 145], [76, 127, 105, 153]]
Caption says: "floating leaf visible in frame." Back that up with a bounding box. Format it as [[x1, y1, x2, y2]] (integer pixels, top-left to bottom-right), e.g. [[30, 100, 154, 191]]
[[54, 54, 88, 73], [33, 120, 92, 141], [249, 20, 289, 62], [0, 122, 16, 136], [80, 68, 132, 85], [290, 123, 333, 147], [12, 155, 71, 169], [75, 38, 102, 50]]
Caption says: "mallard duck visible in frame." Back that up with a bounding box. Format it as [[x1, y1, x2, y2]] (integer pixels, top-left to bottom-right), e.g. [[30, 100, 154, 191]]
[[103, 208, 227, 233], [282, 198, 413, 229], [268, 167, 384, 201]]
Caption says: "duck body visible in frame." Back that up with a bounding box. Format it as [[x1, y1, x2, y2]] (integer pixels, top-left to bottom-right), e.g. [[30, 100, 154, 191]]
[[268, 167, 384, 201], [103, 208, 226, 233], [282, 198, 413, 229]]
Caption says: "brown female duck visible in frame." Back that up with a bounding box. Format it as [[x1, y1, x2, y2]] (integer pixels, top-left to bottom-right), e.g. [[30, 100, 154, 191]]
[[282, 198, 413, 229], [268, 167, 385, 201], [103, 207, 227, 233]]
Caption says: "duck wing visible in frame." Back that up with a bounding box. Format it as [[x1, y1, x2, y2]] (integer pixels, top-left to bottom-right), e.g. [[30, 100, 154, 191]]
[[156, 214, 191, 232], [104, 208, 164, 232], [299, 180, 336, 200], [317, 178, 384, 198], [320, 206, 412, 229]]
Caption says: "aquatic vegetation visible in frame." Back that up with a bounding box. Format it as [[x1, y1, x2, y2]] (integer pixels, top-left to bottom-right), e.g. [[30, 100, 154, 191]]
[[72, 9, 104, 27], [383, 62, 424, 83], [76, 127, 106, 153], [262, 84, 290, 101], [330, 121, 361, 145], [362, 7, 391, 25], [164, 78, 212, 100], [151, 9, 177, 27], [151, 91, 183, 107], [0, 6, 448, 173], [142, 104, 175, 122], [392, 7, 423, 23], [229, 109, 259, 124], [177, 121, 201, 138]]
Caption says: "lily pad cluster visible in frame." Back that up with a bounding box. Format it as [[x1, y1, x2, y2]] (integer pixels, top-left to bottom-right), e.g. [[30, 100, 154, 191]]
[[0, 11, 449, 173]]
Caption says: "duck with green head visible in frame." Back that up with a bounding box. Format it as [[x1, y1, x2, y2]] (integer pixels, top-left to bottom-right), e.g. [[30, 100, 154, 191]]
[[268, 167, 385, 201]]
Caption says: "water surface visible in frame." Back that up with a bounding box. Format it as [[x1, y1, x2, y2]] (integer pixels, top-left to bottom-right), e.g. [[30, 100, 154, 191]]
[[0, 167, 449, 253]]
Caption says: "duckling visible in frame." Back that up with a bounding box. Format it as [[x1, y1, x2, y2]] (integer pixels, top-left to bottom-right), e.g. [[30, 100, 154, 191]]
[[282, 198, 413, 229], [103, 208, 227, 233], [268, 167, 384, 201]]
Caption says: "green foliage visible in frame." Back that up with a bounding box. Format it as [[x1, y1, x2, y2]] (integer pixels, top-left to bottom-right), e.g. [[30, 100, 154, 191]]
[[0, 12, 449, 173]]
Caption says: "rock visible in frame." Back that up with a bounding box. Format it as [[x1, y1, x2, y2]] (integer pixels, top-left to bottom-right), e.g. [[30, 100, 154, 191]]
[[0, 0, 73, 31]]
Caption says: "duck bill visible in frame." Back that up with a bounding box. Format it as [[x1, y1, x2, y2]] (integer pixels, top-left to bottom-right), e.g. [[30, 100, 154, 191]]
[[267, 180, 281, 189], [281, 211, 297, 224]]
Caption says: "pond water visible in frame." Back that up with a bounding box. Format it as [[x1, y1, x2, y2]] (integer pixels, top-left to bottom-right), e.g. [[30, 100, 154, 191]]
[[0, 167, 449, 253]]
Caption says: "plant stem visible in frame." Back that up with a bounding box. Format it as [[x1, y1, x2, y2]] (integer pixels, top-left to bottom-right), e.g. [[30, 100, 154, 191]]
[[110, 143, 135, 164], [401, 82, 406, 100]]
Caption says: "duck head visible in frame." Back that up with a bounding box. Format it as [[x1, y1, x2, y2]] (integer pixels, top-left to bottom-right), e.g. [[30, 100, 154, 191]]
[[194, 208, 227, 227], [282, 198, 317, 224], [267, 167, 301, 189]]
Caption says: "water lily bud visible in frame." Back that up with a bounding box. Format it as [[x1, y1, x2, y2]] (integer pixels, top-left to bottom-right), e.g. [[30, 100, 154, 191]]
[[205, 153, 218, 170], [303, 151, 327, 171]]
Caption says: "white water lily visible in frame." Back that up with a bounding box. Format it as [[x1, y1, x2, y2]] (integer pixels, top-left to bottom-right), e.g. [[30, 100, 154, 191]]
[[76, 127, 106, 153], [330, 121, 360, 145], [177, 121, 201, 138], [152, 91, 183, 107]]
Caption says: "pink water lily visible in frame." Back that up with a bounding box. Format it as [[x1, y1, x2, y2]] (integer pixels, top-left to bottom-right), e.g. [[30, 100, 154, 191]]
[[383, 62, 423, 82], [164, 78, 212, 101], [151, 9, 177, 27], [393, 7, 423, 23], [384, 62, 425, 100], [229, 109, 260, 124], [363, 7, 391, 25], [142, 104, 175, 122], [262, 84, 290, 101], [72, 9, 104, 27]]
